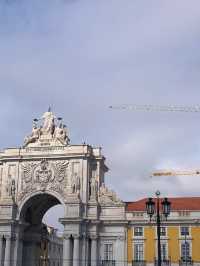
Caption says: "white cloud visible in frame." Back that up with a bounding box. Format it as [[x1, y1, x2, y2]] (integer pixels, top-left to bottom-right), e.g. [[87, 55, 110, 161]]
[[1, 0, 200, 229]]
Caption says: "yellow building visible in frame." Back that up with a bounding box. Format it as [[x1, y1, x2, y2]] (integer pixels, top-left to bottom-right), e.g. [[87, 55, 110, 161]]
[[126, 197, 200, 266]]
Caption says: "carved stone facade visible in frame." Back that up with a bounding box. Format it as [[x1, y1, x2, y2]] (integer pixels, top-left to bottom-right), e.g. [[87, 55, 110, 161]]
[[0, 110, 126, 266]]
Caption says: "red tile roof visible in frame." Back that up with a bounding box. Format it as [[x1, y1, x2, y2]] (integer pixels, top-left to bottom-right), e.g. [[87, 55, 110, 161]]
[[126, 197, 200, 212]]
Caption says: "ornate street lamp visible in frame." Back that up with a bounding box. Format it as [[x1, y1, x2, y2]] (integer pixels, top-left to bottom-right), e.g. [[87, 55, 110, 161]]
[[146, 191, 171, 266]]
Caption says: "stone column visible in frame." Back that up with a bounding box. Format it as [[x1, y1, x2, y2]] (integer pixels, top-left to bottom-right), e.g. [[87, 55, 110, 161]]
[[63, 235, 71, 266], [4, 236, 11, 266], [0, 235, 3, 266], [15, 237, 23, 266], [73, 235, 80, 266], [91, 236, 98, 266], [81, 234, 87, 266], [116, 236, 126, 266]]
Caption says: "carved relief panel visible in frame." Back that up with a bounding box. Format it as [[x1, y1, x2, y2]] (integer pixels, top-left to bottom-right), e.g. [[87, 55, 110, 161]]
[[18, 159, 69, 202]]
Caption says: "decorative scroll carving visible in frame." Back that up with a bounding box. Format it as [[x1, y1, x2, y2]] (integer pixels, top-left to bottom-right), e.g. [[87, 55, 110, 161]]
[[99, 183, 122, 204], [21, 162, 36, 183], [54, 161, 69, 182]]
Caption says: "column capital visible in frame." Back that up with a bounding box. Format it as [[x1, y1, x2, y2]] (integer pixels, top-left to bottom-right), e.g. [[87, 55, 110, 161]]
[[63, 234, 71, 240], [4, 235, 11, 240], [117, 235, 125, 241], [73, 234, 81, 240]]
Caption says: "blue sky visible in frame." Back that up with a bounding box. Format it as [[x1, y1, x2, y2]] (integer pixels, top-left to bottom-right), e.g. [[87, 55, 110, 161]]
[[1, 0, 200, 230]]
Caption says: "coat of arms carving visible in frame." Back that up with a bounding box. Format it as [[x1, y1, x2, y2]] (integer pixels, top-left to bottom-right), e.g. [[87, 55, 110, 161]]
[[35, 159, 53, 183], [19, 159, 69, 201]]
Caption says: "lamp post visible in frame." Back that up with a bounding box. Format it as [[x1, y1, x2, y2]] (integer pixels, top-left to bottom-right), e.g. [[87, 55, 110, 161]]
[[146, 191, 171, 266]]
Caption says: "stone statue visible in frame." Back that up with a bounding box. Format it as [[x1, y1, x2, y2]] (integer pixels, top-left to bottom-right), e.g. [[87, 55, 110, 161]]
[[90, 176, 97, 199], [71, 173, 80, 195], [24, 124, 41, 147], [23, 110, 70, 147], [54, 123, 70, 145], [62, 125, 70, 144], [41, 109, 56, 136]]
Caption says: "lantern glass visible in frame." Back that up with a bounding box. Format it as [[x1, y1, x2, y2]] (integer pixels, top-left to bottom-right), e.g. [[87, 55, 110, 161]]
[[162, 198, 171, 218], [146, 198, 155, 217]]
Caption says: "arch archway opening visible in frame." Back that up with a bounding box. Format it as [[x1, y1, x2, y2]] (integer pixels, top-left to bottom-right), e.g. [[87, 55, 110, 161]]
[[19, 193, 64, 266], [20, 193, 61, 225]]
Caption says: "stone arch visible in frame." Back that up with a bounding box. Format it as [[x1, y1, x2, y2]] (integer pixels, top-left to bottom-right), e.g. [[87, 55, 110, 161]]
[[18, 191, 65, 266], [18, 190, 65, 222]]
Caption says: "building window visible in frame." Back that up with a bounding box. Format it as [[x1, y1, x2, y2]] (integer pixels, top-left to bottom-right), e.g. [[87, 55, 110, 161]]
[[178, 211, 190, 217], [134, 243, 144, 261], [181, 227, 189, 236], [134, 227, 143, 237], [160, 227, 166, 237], [181, 242, 190, 261], [161, 243, 167, 260], [104, 243, 113, 261]]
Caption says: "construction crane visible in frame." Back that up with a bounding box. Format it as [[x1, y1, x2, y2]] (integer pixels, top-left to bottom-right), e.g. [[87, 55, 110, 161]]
[[110, 104, 200, 178], [109, 104, 200, 113], [151, 170, 200, 177]]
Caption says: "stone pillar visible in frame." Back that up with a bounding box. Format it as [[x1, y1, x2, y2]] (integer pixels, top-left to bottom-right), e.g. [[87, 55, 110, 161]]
[[63, 235, 71, 266], [0, 235, 3, 266], [116, 236, 126, 266], [73, 235, 80, 266], [4, 236, 11, 266], [15, 237, 23, 266], [81, 234, 87, 266], [91, 236, 98, 266]]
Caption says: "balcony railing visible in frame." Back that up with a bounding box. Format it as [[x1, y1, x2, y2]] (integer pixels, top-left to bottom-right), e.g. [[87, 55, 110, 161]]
[[154, 259, 171, 266], [101, 260, 116, 266], [132, 260, 146, 266], [179, 257, 193, 266]]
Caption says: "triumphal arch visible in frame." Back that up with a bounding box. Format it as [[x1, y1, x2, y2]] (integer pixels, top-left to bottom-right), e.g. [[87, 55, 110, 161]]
[[0, 110, 126, 266]]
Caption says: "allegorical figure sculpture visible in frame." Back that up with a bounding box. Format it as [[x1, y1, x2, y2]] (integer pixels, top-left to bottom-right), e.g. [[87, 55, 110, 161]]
[[41, 108, 56, 136], [71, 173, 80, 195], [23, 109, 70, 147], [24, 124, 41, 147], [54, 123, 70, 145], [89, 176, 98, 199]]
